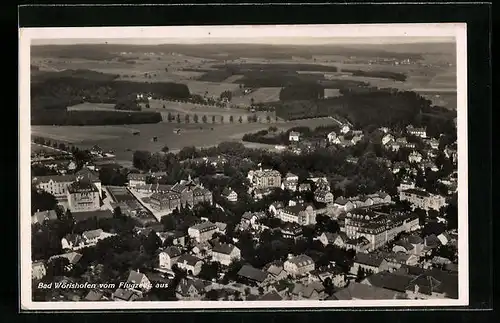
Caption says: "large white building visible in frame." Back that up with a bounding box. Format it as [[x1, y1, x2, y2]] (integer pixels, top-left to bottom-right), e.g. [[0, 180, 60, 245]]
[[247, 168, 282, 189], [211, 243, 241, 266], [278, 204, 317, 226], [284, 254, 315, 277], [400, 189, 447, 211], [188, 222, 219, 243]]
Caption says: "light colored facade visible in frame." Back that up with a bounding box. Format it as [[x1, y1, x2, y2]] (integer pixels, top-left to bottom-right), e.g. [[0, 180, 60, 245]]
[[176, 254, 203, 276], [188, 222, 218, 243], [284, 255, 315, 277], [248, 169, 282, 189], [32, 261, 47, 280], [314, 190, 334, 204], [66, 180, 101, 212], [279, 204, 316, 226], [289, 131, 301, 142], [158, 247, 182, 270], [211, 244, 241, 266], [400, 189, 447, 211], [127, 173, 147, 188], [32, 175, 75, 200], [327, 131, 337, 143]]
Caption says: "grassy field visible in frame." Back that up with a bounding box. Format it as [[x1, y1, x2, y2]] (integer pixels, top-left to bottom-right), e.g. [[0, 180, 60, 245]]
[[30, 117, 338, 161], [231, 87, 282, 106]]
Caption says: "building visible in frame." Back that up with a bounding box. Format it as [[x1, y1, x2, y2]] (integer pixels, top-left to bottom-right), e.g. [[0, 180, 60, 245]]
[[344, 211, 419, 251], [61, 230, 115, 251], [405, 270, 458, 299], [350, 253, 386, 275], [279, 204, 317, 226], [268, 201, 285, 216], [314, 190, 334, 204], [127, 173, 147, 188], [289, 131, 301, 142], [32, 261, 47, 280], [188, 222, 218, 243], [298, 183, 312, 192], [327, 131, 337, 143], [398, 179, 416, 192], [176, 254, 204, 276], [340, 125, 350, 134], [66, 179, 101, 212], [221, 187, 238, 202], [281, 172, 299, 191], [407, 125, 427, 138], [149, 176, 213, 212], [382, 134, 395, 145], [280, 223, 304, 241], [400, 188, 447, 211], [237, 265, 270, 286], [247, 169, 282, 189], [330, 282, 405, 300], [211, 243, 241, 266], [408, 151, 423, 163], [175, 278, 209, 300], [32, 175, 76, 200], [158, 246, 182, 270], [284, 254, 315, 277], [316, 232, 348, 248], [32, 209, 58, 224]]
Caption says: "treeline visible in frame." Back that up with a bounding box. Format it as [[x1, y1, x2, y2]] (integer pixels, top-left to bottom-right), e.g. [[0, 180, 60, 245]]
[[31, 110, 162, 126], [343, 69, 407, 82], [31, 69, 191, 112], [242, 125, 340, 145], [279, 82, 325, 101], [114, 96, 142, 111], [211, 63, 339, 73]]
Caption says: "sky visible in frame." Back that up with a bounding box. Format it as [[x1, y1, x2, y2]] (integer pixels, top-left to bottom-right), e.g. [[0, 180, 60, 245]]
[[32, 36, 456, 46]]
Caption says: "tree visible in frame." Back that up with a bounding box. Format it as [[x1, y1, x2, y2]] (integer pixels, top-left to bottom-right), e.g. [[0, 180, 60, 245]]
[[145, 103, 150, 109], [31, 188, 58, 215], [212, 115, 216, 123], [163, 104, 166, 109], [258, 286, 264, 295], [161, 145, 170, 153], [185, 114, 190, 123], [250, 98, 255, 106], [194, 114, 199, 123], [113, 206, 123, 219], [160, 215, 176, 231], [229, 115, 234, 123], [167, 112, 172, 121], [238, 116, 243, 123], [202, 115, 208, 123], [247, 115, 252, 123], [176, 114, 181, 123], [266, 115, 271, 123], [143, 231, 162, 254], [133, 150, 152, 170]]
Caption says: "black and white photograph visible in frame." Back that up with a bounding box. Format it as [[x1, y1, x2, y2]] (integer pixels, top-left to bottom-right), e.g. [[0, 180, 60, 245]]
[[20, 24, 468, 309]]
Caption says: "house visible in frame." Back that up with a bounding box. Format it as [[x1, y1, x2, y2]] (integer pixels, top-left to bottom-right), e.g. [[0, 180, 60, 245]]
[[265, 263, 288, 282], [157, 230, 187, 247], [405, 271, 458, 299], [289, 131, 301, 142], [237, 265, 271, 286], [81, 229, 114, 246], [314, 190, 334, 204], [241, 211, 266, 227], [125, 270, 153, 294], [316, 232, 348, 248], [268, 201, 285, 216], [350, 252, 386, 275], [84, 290, 106, 301], [340, 125, 350, 134], [327, 131, 337, 143], [361, 271, 414, 294], [32, 209, 58, 224], [351, 134, 364, 144], [344, 236, 371, 253], [247, 168, 282, 189], [49, 252, 83, 271], [291, 282, 327, 300], [382, 134, 395, 145], [392, 240, 415, 254], [32, 174, 78, 200], [176, 254, 204, 276], [333, 197, 355, 212], [175, 278, 209, 300], [432, 256, 452, 267], [258, 291, 283, 301], [407, 125, 427, 138], [298, 183, 312, 192], [150, 176, 213, 211], [408, 151, 423, 163], [280, 223, 304, 241], [66, 179, 101, 213], [381, 252, 420, 272], [400, 188, 447, 211], [221, 187, 238, 202], [32, 261, 47, 280], [211, 243, 241, 266], [379, 127, 390, 134], [279, 204, 316, 226], [398, 179, 416, 192], [158, 246, 182, 270], [127, 173, 147, 188], [281, 172, 299, 191], [112, 288, 142, 301], [188, 221, 218, 243], [215, 222, 228, 235], [424, 234, 442, 249], [252, 188, 275, 200], [437, 232, 452, 246], [284, 254, 315, 277], [329, 282, 405, 300], [426, 138, 440, 149]]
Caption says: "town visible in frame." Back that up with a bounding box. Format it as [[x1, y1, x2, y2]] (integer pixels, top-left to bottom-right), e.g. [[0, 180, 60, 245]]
[[31, 118, 459, 302]]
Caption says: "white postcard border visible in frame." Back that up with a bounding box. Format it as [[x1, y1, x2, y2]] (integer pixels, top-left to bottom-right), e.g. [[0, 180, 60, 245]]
[[19, 23, 468, 310]]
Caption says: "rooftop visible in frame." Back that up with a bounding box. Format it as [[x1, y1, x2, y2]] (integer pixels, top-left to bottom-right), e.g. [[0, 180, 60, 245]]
[[237, 265, 269, 283]]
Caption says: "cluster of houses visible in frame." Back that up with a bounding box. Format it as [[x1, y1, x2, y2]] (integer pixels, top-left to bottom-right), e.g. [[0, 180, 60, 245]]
[[61, 229, 116, 251], [326, 125, 365, 147]]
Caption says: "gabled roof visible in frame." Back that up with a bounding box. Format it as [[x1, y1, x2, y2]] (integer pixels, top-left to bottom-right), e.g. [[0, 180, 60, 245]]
[[32, 210, 58, 223], [85, 290, 104, 301], [32, 174, 76, 184], [258, 291, 283, 301], [221, 187, 235, 197], [353, 253, 385, 267], [113, 288, 140, 301], [163, 246, 182, 258], [212, 243, 238, 255], [286, 254, 314, 267], [177, 278, 209, 295], [127, 270, 148, 285], [332, 282, 402, 300], [82, 229, 103, 240], [393, 240, 415, 251], [406, 235, 424, 245], [49, 252, 83, 265], [178, 254, 203, 266], [237, 265, 269, 283], [189, 221, 217, 232]]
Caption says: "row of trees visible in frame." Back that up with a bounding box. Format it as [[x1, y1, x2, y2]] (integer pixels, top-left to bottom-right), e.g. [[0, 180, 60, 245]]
[[164, 112, 273, 124]]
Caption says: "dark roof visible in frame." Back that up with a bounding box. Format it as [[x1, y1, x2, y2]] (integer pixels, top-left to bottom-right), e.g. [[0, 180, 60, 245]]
[[222, 187, 235, 197], [178, 254, 203, 266], [287, 254, 314, 267], [67, 180, 99, 193], [394, 240, 415, 251], [177, 278, 209, 295], [354, 253, 385, 267], [258, 291, 283, 301], [164, 246, 182, 258], [73, 210, 113, 222], [237, 265, 269, 283], [403, 188, 431, 197], [332, 282, 402, 300], [406, 235, 424, 245], [365, 272, 414, 293], [75, 168, 100, 182], [212, 243, 237, 255], [85, 290, 104, 301], [32, 174, 76, 184], [127, 270, 148, 285]]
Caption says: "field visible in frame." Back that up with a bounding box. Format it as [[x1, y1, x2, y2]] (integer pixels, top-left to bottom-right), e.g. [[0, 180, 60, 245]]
[[30, 117, 339, 161], [231, 87, 282, 106]]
